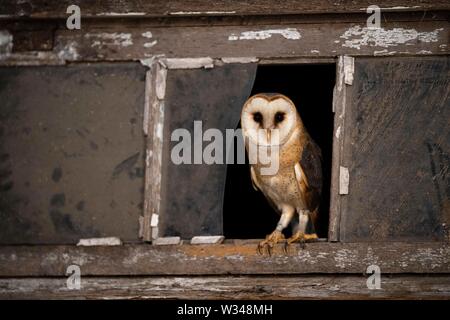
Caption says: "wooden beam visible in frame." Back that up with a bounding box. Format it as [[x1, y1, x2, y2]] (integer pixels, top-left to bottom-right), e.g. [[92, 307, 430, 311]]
[[0, 20, 447, 66], [0, 275, 449, 299], [0, 0, 449, 19], [0, 242, 448, 276]]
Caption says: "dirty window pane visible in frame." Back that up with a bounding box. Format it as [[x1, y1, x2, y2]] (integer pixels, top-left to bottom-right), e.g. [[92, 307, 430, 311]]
[[0, 63, 146, 244], [159, 64, 256, 238], [340, 57, 450, 242]]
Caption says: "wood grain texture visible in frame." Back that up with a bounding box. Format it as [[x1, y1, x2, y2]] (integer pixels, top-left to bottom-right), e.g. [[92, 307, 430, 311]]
[[52, 21, 450, 60], [0, 20, 447, 66], [1, 0, 449, 19], [0, 275, 449, 299], [0, 242, 448, 276], [142, 61, 166, 241], [339, 56, 450, 242], [328, 56, 347, 241]]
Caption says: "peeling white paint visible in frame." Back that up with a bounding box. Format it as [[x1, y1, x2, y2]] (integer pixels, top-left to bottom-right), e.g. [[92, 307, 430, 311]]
[[155, 65, 167, 99], [334, 249, 357, 268], [156, 123, 163, 140], [339, 166, 349, 195], [335, 126, 341, 139], [153, 237, 181, 245], [0, 30, 13, 56], [228, 28, 301, 41], [57, 41, 80, 60], [150, 214, 159, 227], [85, 32, 133, 47], [142, 31, 157, 48], [96, 12, 146, 16], [343, 56, 354, 85], [142, 31, 153, 38], [144, 41, 158, 48], [416, 50, 432, 54], [373, 49, 397, 56], [170, 11, 236, 15], [191, 236, 225, 244], [77, 237, 122, 246], [405, 248, 447, 270], [140, 55, 165, 68], [221, 57, 259, 64], [163, 57, 214, 69], [380, 6, 421, 10], [340, 26, 443, 49]]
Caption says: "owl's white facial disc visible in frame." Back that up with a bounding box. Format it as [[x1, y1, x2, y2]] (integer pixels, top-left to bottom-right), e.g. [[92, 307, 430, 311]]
[[241, 95, 298, 147]]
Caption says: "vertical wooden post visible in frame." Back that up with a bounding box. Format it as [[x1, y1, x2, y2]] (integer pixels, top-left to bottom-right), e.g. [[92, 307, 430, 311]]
[[142, 59, 167, 242], [328, 55, 353, 241]]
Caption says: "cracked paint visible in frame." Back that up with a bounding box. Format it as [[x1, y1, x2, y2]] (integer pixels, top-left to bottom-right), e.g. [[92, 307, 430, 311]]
[[228, 28, 301, 41], [340, 26, 443, 49]]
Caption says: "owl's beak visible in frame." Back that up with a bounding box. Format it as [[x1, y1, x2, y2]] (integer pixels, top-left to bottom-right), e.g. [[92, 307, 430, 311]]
[[266, 128, 275, 142]]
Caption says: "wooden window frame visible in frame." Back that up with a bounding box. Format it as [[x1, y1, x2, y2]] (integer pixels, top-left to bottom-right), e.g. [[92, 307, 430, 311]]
[[0, 59, 448, 277], [0, 2, 449, 278]]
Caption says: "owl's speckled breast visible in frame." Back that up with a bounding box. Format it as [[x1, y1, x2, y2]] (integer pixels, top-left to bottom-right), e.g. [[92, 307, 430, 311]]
[[250, 128, 309, 212], [256, 164, 306, 212]]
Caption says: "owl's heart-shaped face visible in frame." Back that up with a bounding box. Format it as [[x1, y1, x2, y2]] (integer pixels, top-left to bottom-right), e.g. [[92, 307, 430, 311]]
[[241, 94, 299, 147]]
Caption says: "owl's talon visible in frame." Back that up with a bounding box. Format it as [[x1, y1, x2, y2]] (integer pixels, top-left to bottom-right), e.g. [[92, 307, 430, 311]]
[[286, 232, 318, 250], [266, 244, 272, 256], [257, 243, 265, 255], [257, 230, 285, 255]]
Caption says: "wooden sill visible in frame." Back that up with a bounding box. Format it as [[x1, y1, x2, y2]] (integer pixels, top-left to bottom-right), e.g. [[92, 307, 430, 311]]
[[0, 241, 448, 276]]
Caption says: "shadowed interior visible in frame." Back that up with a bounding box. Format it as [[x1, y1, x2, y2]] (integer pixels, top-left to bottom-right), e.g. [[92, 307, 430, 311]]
[[223, 64, 335, 239]]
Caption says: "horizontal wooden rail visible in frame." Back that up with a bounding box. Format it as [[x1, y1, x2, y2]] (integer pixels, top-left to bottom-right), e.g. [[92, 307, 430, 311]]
[[1, 0, 449, 19], [0, 241, 448, 276], [1, 275, 449, 299]]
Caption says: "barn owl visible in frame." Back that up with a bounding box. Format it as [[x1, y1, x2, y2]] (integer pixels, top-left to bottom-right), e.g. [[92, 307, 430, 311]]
[[241, 93, 322, 254]]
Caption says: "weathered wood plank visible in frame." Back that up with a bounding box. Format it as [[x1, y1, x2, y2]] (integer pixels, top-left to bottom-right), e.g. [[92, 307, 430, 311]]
[[0, 0, 449, 19], [142, 60, 166, 241], [51, 21, 450, 60], [0, 275, 449, 299], [339, 56, 450, 242], [0, 242, 448, 276], [0, 20, 446, 66]]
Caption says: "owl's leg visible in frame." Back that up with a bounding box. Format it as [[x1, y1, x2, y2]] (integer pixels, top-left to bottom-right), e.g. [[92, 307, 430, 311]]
[[257, 206, 294, 255], [284, 210, 318, 252]]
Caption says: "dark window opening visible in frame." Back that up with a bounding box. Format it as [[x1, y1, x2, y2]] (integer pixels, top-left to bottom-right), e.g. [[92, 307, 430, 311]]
[[223, 64, 336, 239]]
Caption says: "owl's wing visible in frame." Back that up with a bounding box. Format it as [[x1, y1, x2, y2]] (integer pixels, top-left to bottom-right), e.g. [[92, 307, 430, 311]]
[[295, 139, 323, 211], [250, 166, 261, 191]]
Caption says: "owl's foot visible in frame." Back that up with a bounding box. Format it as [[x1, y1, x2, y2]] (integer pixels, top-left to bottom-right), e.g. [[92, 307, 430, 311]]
[[257, 230, 285, 256], [283, 232, 318, 253]]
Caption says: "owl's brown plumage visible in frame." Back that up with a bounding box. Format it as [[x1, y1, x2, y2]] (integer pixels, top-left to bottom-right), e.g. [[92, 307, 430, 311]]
[[241, 93, 322, 252]]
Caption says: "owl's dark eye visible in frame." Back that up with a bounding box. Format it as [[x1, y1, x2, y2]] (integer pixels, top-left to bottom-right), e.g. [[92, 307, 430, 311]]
[[274, 112, 285, 124], [253, 112, 263, 123]]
